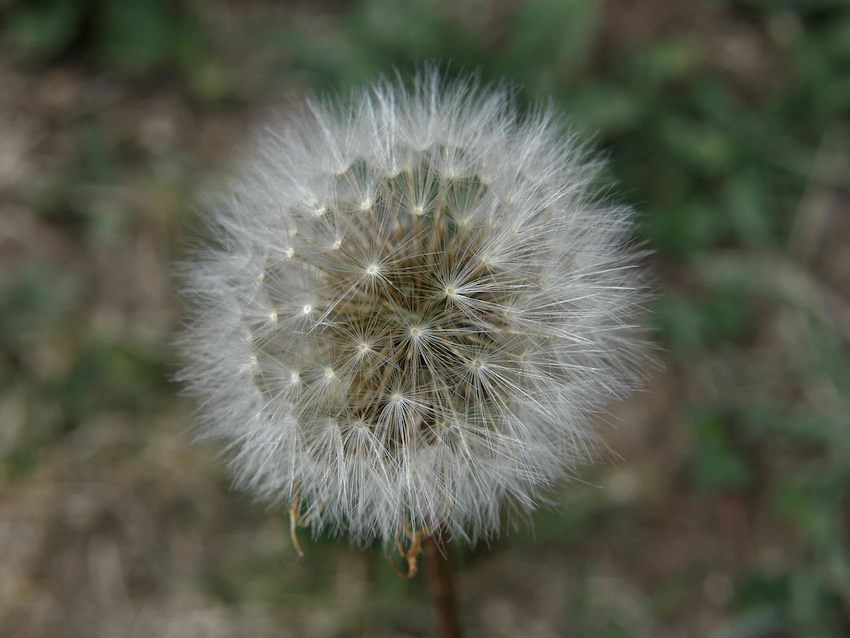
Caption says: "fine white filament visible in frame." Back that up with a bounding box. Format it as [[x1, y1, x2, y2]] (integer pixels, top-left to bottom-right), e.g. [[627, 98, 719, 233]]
[[179, 71, 647, 546]]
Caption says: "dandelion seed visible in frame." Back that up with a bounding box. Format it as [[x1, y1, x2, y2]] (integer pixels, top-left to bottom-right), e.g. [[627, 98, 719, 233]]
[[178, 69, 649, 547]]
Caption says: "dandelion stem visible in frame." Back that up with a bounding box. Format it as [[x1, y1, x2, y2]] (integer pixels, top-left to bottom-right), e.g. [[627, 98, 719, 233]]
[[424, 534, 462, 638]]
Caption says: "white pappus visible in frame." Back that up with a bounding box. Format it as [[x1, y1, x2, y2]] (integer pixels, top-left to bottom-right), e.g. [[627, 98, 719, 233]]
[[178, 70, 649, 548]]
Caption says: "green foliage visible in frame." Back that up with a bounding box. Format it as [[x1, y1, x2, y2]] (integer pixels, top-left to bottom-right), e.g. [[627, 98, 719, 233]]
[[3, 0, 219, 97], [655, 287, 753, 354], [93, 0, 202, 74], [496, 0, 599, 93], [690, 414, 751, 493], [0, 264, 76, 352], [4, 0, 83, 60]]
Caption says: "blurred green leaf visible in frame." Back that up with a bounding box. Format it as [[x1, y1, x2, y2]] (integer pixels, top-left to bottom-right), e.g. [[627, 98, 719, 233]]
[[5, 0, 89, 61], [0, 264, 77, 349], [702, 288, 753, 344], [4, 0, 212, 82], [4, 447, 39, 481], [634, 41, 698, 86], [94, 0, 203, 74], [724, 173, 776, 248], [691, 416, 751, 493], [654, 294, 705, 353], [564, 85, 647, 134], [500, 0, 599, 92], [644, 203, 720, 259], [661, 117, 736, 177]]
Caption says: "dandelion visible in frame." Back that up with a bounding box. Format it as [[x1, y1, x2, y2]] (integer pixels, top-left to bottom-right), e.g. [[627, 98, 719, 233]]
[[178, 70, 648, 557]]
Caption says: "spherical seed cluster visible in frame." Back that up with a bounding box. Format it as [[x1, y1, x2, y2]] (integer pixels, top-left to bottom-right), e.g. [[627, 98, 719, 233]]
[[179, 72, 647, 546]]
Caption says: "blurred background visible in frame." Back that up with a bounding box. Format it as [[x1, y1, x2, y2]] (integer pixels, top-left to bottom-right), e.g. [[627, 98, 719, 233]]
[[1, 0, 849, 636]]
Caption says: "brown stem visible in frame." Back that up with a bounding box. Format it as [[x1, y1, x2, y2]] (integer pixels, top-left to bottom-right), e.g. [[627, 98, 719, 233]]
[[424, 535, 462, 638]]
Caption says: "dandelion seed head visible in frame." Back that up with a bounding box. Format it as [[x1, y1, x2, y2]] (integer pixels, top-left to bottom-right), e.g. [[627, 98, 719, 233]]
[[178, 70, 649, 546]]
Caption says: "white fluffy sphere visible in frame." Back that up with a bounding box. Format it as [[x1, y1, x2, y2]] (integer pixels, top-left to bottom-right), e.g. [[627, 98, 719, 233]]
[[179, 71, 648, 546]]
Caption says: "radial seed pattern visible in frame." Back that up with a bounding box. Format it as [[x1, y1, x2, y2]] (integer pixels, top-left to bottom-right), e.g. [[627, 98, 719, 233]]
[[180, 73, 647, 545]]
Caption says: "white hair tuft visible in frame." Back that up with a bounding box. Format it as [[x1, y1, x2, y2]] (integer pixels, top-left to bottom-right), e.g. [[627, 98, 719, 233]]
[[178, 70, 649, 546]]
